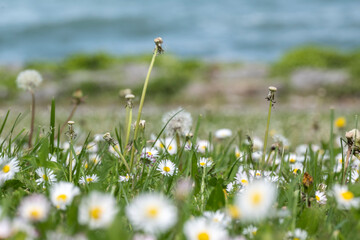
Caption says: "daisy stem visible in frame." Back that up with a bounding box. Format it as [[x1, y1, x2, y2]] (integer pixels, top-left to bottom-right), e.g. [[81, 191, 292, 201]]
[[200, 166, 207, 212], [28, 90, 36, 148], [69, 140, 73, 182], [129, 46, 158, 171], [112, 143, 131, 173], [124, 105, 132, 154], [262, 99, 273, 169]]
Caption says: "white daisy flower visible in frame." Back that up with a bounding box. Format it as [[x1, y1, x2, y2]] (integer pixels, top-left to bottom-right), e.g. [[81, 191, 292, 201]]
[[315, 191, 327, 205], [0, 218, 12, 239], [251, 151, 262, 162], [109, 144, 121, 155], [0, 157, 20, 184], [183, 217, 228, 240], [162, 108, 192, 136], [251, 137, 264, 151], [197, 140, 212, 154], [203, 210, 230, 227], [86, 142, 98, 153], [235, 147, 242, 159], [126, 192, 177, 234], [334, 153, 344, 173], [141, 147, 159, 163], [62, 142, 70, 151], [242, 225, 257, 238], [48, 153, 57, 162], [16, 69, 43, 91], [35, 168, 57, 186], [119, 174, 132, 182], [89, 154, 101, 166], [78, 191, 118, 229], [50, 182, 80, 210], [286, 228, 308, 240], [18, 194, 50, 222], [235, 180, 277, 222], [215, 128, 232, 139], [157, 160, 177, 176], [94, 134, 104, 142], [198, 157, 212, 168], [226, 181, 236, 193], [272, 134, 290, 149], [332, 184, 360, 209], [290, 162, 303, 174], [235, 172, 250, 186], [11, 217, 38, 239], [350, 169, 359, 183], [295, 144, 309, 156], [79, 174, 99, 184], [288, 153, 298, 164]]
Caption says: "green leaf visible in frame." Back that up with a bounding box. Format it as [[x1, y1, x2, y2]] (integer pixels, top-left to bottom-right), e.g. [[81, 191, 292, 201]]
[[206, 180, 225, 211]]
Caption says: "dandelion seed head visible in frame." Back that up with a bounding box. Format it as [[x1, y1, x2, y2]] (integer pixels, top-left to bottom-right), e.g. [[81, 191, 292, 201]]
[[16, 69, 43, 91]]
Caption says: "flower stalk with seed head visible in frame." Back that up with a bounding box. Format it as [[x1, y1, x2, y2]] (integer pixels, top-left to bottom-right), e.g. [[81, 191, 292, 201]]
[[103, 132, 130, 173], [129, 37, 163, 171], [262, 86, 277, 168], [58, 90, 84, 138], [66, 121, 76, 182], [124, 93, 135, 153]]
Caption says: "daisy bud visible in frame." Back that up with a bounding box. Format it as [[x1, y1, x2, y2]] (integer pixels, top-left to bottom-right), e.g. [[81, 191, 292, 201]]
[[16, 69, 43, 91]]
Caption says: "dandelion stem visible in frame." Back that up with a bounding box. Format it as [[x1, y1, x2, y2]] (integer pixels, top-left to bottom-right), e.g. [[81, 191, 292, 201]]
[[69, 140, 73, 182], [58, 103, 78, 138], [124, 106, 132, 153], [129, 45, 158, 171], [28, 90, 36, 148], [262, 99, 273, 168]]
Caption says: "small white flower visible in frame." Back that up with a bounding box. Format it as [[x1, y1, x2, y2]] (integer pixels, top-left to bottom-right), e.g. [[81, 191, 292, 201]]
[[94, 134, 105, 142], [215, 128, 232, 139], [119, 174, 132, 182], [332, 184, 360, 209], [50, 182, 80, 210], [16, 69, 43, 91], [79, 174, 99, 184], [315, 191, 327, 205], [290, 162, 303, 174], [18, 194, 50, 222], [251, 151, 262, 162], [141, 147, 159, 163], [183, 217, 228, 240], [203, 210, 230, 227], [235, 180, 277, 222], [0, 218, 12, 239], [86, 142, 98, 153], [35, 168, 57, 186], [0, 157, 20, 184], [235, 147, 242, 159], [78, 191, 118, 229], [126, 192, 177, 234], [197, 140, 212, 154], [89, 154, 101, 166], [235, 172, 250, 186], [286, 228, 308, 240], [242, 225, 257, 238], [226, 181, 236, 193], [48, 154, 57, 162], [162, 108, 192, 136], [157, 160, 177, 176], [198, 157, 212, 168], [11, 217, 38, 239], [155, 138, 177, 155], [109, 144, 121, 155]]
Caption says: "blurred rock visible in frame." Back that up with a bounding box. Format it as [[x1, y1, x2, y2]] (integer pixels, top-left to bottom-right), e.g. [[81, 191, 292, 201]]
[[291, 68, 349, 90]]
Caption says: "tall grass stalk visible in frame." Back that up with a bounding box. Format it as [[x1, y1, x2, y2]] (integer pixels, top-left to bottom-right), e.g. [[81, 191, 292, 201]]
[[28, 90, 36, 148], [129, 40, 160, 171]]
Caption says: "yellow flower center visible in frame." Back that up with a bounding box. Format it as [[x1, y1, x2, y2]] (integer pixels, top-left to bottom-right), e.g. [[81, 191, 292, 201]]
[[235, 152, 241, 158], [228, 205, 240, 219], [89, 207, 102, 220], [241, 179, 248, 185], [163, 166, 171, 172], [252, 231, 257, 235], [30, 209, 41, 220], [197, 232, 210, 240], [85, 163, 89, 169], [289, 158, 296, 163], [251, 192, 262, 206], [316, 195, 320, 201], [201, 146, 206, 150], [341, 191, 354, 200], [42, 174, 48, 181], [339, 159, 343, 164], [293, 168, 299, 174], [256, 172, 261, 177], [146, 206, 159, 218], [56, 194, 68, 202], [294, 238, 300, 240], [86, 178, 93, 182], [159, 143, 165, 149], [168, 145, 173, 151], [147, 151, 152, 156], [2, 165, 10, 173], [335, 117, 346, 128], [200, 162, 206, 166]]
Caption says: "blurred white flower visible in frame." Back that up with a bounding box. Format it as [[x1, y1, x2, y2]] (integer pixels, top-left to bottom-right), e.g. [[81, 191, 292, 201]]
[[242, 225, 257, 239], [155, 138, 177, 155], [78, 191, 118, 229], [290, 162, 303, 174], [0, 218, 12, 239], [86, 142, 98, 153], [79, 174, 99, 184], [197, 140, 212, 154], [162, 108, 192, 136], [157, 160, 177, 176], [141, 147, 159, 163], [198, 157, 212, 168], [315, 191, 327, 205], [50, 182, 80, 210], [18, 194, 50, 222], [235, 180, 277, 222], [126, 192, 177, 234], [235, 172, 250, 186], [16, 69, 43, 91], [119, 174, 132, 182], [183, 217, 228, 240], [286, 228, 308, 240], [332, 184, 360, 209], [203, 210, 230, 227], [215, 128, 232, 139], [35, 168, 57, 186]]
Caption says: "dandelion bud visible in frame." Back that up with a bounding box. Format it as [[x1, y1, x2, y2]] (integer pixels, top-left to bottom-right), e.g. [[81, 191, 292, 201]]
[[268, 86, 277, 92], [154, 37, 164, 54], [16, 69, 43, 91], [265, 86, 277, 106], [125, 94, 135, 100], [103, 132, 113, 143], [154, 37, 163, 45], [139, 120, 146, 129], [345, 129, 360, 145], [72, 89, 84, 104], [174, 178, 193, 201]]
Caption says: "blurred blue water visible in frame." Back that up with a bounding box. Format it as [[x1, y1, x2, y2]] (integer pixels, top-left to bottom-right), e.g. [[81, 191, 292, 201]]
[[0, 0, 359, 63]]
